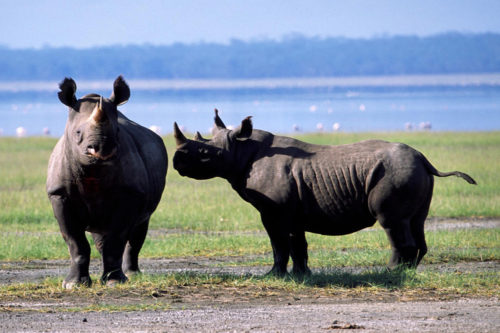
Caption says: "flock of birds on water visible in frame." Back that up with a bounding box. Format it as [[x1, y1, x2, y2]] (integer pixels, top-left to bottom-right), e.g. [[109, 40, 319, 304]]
[[2, 102, 432, 137], [5, 121, 433, 138]]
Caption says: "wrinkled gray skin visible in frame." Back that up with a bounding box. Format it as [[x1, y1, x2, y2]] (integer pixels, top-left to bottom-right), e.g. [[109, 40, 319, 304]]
[[47, 76, 167, 289], [173, 110, 476, 276]]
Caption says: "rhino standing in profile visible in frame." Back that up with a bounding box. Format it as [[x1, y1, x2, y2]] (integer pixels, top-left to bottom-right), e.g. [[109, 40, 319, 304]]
[[173, 110, 476, 276], [47, 76, 167, 288]]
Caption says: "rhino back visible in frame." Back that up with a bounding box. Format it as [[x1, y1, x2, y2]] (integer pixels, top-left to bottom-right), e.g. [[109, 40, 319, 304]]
[[243, 138, 412, 235]]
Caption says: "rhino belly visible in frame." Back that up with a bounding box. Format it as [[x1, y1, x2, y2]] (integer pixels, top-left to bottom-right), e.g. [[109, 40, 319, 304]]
[[298, 164, 376, 235], [302, 204, 376, 236]]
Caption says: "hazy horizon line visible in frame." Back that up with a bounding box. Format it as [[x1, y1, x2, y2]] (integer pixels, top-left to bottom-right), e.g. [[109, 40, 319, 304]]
[[0, 31, 496, 51], [1, 73, 500, 92]]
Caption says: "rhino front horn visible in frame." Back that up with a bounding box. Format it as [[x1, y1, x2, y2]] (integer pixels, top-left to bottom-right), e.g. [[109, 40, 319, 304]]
[[173, 122, 187, 147], [90, 96, 106, 123]]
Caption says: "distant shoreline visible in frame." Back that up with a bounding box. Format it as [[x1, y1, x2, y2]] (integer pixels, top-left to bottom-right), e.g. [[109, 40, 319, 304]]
[[1, 73, 500, 92]]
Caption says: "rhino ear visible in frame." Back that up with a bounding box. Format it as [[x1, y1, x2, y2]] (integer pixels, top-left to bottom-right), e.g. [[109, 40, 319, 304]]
[[233, 116, 253, 141], [214, 108, 226, 130], [109, 75, 130, 106], [58, 77, 77, 107]]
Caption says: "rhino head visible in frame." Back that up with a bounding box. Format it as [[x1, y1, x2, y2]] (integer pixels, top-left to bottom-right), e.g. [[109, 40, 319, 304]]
[[173, 109, 252, 180], [58, 76, 130, 166]]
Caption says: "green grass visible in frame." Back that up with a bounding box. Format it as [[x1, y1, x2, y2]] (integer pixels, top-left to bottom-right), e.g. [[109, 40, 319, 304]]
[[0, 132, 498, 261], [0, 132, 498, 234], [2, 226, 497, 266], [0, 133, 498, 303]]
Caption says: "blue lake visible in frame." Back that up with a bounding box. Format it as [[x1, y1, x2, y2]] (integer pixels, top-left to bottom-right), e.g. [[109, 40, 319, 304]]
[[0, 82, 499, 137]]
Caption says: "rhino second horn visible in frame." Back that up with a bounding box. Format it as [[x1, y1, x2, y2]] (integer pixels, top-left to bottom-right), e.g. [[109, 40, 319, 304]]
[[173, 122, 187, 147], [194, 131, 208, 142], [90, 96, 106, 123]]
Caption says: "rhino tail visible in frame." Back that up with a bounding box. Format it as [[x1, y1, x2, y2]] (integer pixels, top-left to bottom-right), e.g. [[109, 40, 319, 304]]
[[422, 156, 477, 185]]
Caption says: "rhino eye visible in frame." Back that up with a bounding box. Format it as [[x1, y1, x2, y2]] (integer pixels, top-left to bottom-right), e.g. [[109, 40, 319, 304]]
[[75, 130, 83, 143]]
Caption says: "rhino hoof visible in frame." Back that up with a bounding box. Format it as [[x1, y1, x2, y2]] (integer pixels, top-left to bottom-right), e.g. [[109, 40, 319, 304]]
[[125, 269, 141, 279], [101, 270, 128, 286], [105, 279, 126, 287], [62, 277, 92, 290], [265, 267, 288, 278]]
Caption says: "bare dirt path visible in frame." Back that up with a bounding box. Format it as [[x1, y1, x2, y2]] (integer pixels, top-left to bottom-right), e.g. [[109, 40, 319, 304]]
[[0, 298, 498, 332]]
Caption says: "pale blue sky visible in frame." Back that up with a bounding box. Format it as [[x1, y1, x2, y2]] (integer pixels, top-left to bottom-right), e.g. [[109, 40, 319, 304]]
[[1, 0, 500, 49]]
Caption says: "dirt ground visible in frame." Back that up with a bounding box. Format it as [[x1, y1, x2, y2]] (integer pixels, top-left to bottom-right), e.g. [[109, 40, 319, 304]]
[[0, 218, 498, 332]]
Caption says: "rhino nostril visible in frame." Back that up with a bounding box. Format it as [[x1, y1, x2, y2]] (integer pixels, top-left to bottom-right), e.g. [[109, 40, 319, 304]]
[[87, 145, 98, 155]]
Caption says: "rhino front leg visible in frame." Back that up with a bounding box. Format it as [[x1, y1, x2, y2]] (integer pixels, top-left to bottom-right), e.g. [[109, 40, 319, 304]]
[[261, 213, 290, 276], [290, 231, 311, 276], [62, 232, 92, 289], [50, 195, 92, 289]]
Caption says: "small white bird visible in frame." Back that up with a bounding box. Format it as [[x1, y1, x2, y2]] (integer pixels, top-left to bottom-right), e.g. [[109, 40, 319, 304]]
[[149, 125, 162, 135], [16, 127, 27, 137], [419, 122, 432, 131]]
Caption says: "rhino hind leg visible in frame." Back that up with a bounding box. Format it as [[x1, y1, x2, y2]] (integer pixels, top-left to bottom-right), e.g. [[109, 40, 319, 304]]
[[409, 186, 432, 266], [379, 216, 420, 268], [122, 219, 150, 275], [371, 168, 433, 268], [290, 231, 312, 276], [92, 232, 129, 285], [410, 216, 428, 267]]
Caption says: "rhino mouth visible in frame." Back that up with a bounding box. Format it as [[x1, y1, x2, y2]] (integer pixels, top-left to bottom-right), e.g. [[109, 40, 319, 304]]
[[86, 147, 118, 161]]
